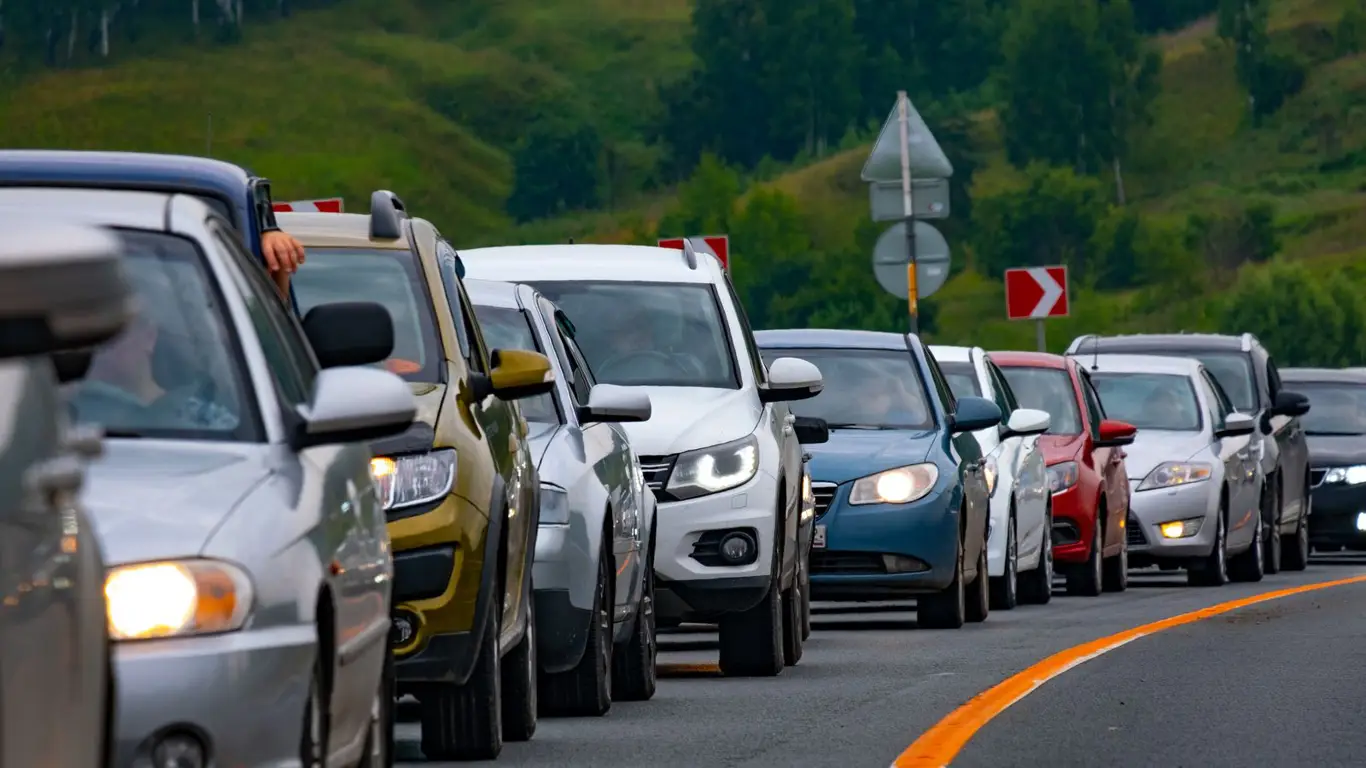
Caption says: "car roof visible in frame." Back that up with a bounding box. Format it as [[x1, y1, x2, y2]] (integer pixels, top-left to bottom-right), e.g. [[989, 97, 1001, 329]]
[[463, 278, 524, 310], [458, 244, 721, 285], [927, 344, 976, 363], [1082, 353, 1203, 376], [0, 149, 255, 189], [753, 328, 910, 351], [1280, 367, 1366, 384], [275, 211, 410, 250], [988, 350, 1068, 369], [1071, 332, 1249, 354], [0, 187, 180, 230]]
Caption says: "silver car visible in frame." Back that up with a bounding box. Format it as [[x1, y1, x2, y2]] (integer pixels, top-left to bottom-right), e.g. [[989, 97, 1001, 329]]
[[0, 188, 418, 768], [465, 279, 659, 714], [0, 217, 133, 768], [1085, 354, 1264, 586]]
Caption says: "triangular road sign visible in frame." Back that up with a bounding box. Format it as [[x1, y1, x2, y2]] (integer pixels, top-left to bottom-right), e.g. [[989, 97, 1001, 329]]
[[860, 98, 954, 182]]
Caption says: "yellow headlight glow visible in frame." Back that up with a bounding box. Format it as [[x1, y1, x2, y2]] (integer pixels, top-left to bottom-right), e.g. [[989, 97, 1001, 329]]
[[875, 471, 917, 504], [1160, 521, 1186, 539], [104, 560, 252, 641]]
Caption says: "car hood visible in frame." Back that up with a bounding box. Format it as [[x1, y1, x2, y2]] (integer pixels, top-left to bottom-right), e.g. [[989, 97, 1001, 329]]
[[1306, 434, 1366, 467], [1038, 434, 1085, 465], [805, 429, 936, 485], [617, 387, 760, 456], [409, 382, 446, 426], [525, 421, 561, 471], [80, 440, 270, 565], [1122, 430, 1210, 481]]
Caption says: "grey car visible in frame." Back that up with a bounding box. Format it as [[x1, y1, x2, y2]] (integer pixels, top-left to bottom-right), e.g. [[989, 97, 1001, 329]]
[[0, 188, 418, 768], [0, 217, 133, 768], [1084, 354, 1265, 585], [465, 279, 659, 714]]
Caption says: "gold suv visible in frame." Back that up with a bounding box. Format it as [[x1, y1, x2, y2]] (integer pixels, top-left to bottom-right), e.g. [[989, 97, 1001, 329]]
[[281, 191, 554, 760]]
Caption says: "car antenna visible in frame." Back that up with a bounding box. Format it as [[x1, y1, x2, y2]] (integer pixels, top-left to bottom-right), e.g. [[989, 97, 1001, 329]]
[[568, 237, 574, 244], [1090, 335, 1100, 371]]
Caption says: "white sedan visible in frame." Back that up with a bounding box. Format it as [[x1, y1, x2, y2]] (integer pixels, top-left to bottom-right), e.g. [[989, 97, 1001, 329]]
[[931, 345, 1053, 609]]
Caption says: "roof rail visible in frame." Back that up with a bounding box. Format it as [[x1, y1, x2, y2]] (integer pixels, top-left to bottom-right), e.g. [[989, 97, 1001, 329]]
[[1064, 334, 1095, 356], [1240, 332, 1255, 352], [370, 189, 407, 240], [680, 238, 698, 270]]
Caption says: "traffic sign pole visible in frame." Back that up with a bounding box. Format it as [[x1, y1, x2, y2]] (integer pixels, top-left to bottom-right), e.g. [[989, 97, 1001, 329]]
[[898, 91, 918, 335], [1036, 319, 1046, 352]]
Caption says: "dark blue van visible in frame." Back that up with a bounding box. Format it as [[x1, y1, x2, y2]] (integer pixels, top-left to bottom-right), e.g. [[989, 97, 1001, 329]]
[[0, 150, 300, 312]]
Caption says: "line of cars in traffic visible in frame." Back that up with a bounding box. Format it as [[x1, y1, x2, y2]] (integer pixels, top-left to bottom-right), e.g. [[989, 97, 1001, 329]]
[[2, 147, 1363, 767]]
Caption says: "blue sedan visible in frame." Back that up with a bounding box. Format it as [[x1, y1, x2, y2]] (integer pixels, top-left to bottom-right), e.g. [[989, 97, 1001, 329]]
[[756, 330, 1002, 629]]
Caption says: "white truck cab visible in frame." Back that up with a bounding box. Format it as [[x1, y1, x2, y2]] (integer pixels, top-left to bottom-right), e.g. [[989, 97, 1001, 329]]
[[457, 243, 824, 676]]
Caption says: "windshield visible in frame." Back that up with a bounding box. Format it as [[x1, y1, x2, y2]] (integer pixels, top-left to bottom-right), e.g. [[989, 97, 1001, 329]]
[[65, 230, 258, 441], [1091, 372, 1202, 432], [998, 366, 1083, 435], [938, 361, 982, 399], [758, 348, 933, 430], [291, 248, 443, 383], [1294, 382, 1366, 435], [1176, 352, 1257, 412], [529, 281, 738, 388], [470, 304, 561, 424]]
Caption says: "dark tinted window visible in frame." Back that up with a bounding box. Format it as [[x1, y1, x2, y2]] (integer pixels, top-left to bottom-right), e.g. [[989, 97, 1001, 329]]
[[1183, 352, 1257, 412], [1296, 382, 1366, 435], [1091, 372, 1202, 432], [998, 366, 1083, 435], [759, 347, 933, 430], [938, 361, 982, 399], [470, 304, 560, 424]]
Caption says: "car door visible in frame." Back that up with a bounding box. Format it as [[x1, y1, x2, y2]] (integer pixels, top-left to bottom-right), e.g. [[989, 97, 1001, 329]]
[[988, 359, 1048, 559], [209, 220, 382, 747], [1265, 356, 1309, 526], [1076, 369, 1127, 552], [925, 350, 988, 564], [1200, 369, 1258, 543]]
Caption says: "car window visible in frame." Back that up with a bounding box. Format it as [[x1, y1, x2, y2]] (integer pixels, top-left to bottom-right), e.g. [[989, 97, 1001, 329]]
[[291, 246, 443, 383], [1078, 372, 1106, 437], [937, 361, 982, 400], [924, 353, 957, 413], [998, 366, 1083, 435], [757, 347, 933, 430], [468, 304, 561, 424], [1266, 355, 1283, 399], [435, 240, 473, 362], [531, 280, 739, 389], [1091, 372, 1203, 432], [1187, 351, 1258, 412], [1196, 371, 1228, 431], [721, 274, 767, 386], [66, 228, 261, 442], [1295, 381, 1366, 436], [988, 362, 1020, 414], [537, 298, 597, 406]]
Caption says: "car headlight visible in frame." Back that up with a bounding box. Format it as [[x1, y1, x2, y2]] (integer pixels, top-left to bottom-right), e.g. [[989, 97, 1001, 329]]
[[370, 449, 457, 510], [540, 484, 570, 525], [983, 458, 999, 497], [105, 559, 253, 641], [1137, 462, 1212, 492], [1159, 517, 1204, 539], [1323, 465, 1366, 485], [1047, 461, 1079, 493], [849, 463, 940, 506], [666, 435, 759, 500]]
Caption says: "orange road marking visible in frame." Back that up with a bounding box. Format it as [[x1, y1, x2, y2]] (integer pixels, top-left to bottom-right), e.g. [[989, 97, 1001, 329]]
[[893, 574, 1366, 767], [657, 662, 721, 677]]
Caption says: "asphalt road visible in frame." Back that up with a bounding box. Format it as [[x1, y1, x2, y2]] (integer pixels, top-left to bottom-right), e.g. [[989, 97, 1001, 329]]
[[397, 554, 1366, 767]]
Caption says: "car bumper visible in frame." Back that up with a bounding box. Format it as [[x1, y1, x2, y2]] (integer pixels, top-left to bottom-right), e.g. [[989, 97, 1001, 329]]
[[532, 523, 595, 672], [1049, 485, 1095, 564], [1125, 481, 1220, 559], [1309, 481, 1366, 547], [112, 624, 314, 768], [806, 483, 959, 600]]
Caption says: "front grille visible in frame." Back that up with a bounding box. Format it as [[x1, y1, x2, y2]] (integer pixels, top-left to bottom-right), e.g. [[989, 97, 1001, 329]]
[[1126, 514, 1147, 547], [638, 455, 677, 495], [811, 482, 837, 518], [1310, 469, 1327, 488], [812, 550, 887, 575]]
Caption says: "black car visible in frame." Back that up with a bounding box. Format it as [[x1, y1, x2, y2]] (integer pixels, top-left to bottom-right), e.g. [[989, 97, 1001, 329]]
[[1066, 333, 1312, 571], [1281, 368, 1366, 551]]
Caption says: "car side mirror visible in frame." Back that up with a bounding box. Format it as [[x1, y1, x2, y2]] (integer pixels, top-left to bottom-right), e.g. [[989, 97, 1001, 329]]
[[302, 302, 394, 368], [0, 219, 133, 364], [1216, 412, 1257, 438], [1272, 390, 1311, 418], [1095, 418, 1137, 448], [578, 384, 651, 423], [292, 367, 417, 449], [1001, 408, 1050, 439], [950, 396, 1003, 433], [483, 348, 555, 401], [793, 416, 829, 444], [759, 357, 823, 403]]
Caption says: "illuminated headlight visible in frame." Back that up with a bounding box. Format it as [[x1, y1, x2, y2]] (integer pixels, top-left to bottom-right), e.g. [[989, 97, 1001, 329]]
[[666, 435, 759, 500], [370, 449, 456, 510], [1047, 461, 1080, 493], [1137, 462, 1212, 492], [1323, 465, 1366, 486], [1159, 517, 1204, 539], [540, 484, 570, 525], [983, 458, 999, 497], [850, 463, 939, 506], [105, 560, 252, 641]]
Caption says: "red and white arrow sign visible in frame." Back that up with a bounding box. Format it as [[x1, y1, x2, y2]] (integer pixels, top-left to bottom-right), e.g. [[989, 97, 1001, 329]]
[[273, 198, 344, 213], [1005, 265, 1069, 320]]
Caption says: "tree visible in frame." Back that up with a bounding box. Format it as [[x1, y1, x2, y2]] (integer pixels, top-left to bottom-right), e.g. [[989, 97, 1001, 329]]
[[758, 0, 861, 161], [1218, 0, 1306, 123], [1097, 0, 1162, 204], [971, 164, 1110, 282], [1219, 261, 1366, 367], [506, 112, 605, 222]]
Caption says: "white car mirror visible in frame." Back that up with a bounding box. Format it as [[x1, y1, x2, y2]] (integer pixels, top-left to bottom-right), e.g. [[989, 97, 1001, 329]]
[[1003, 408, 1051, 438], [294, 367, 417, 449], [579, 384, 652, 423], [1217, 412, 1257, 438], [760, 357, 823, 403]]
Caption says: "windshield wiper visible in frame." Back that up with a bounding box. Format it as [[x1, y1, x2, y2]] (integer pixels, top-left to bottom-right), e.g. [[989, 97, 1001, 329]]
[[1304, 430, 1366, 436], [826, 423, 900, 430], [99, 429, 148, 439]]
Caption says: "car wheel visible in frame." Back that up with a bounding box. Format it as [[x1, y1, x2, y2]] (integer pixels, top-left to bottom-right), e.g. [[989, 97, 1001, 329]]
[[1066, 514, 1104, 597], [359, 648, 395, 767], [965, 539, 990, 623], [1262, 480, 1283, 575], [718, 535, 785, 677], [1102, 522, 1128, 593], [500, 592, 537, 741], [300, 651, 330, 768], [989, 514, 1018, 610], [419, 584, 503, 761], [1228, 506, 1265, 583], [540, 541, 612, 716], [918, 535, 966, 629], [1189, 506, 1229, 587], [1282, 500, 1310, 572], [781, 554, 805, 666], [1019, 505, 1054, 605], [612, 547, 658, 702], [800, 544, 812, 641]]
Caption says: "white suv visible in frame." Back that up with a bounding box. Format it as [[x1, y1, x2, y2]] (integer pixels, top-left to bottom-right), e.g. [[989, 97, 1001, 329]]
[[457, 243, 824, 676]]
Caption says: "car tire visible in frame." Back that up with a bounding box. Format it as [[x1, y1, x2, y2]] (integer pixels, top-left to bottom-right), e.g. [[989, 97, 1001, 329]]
[[1188, 505, 1229, 587], [540, 542, 612, 716], [359, 648, 395, 768], [300, 651, 330, 768], [1019, 506, 1054, 605], [1282, 498, 1310, 572], [1066, 514, 1104, 597], [500, 594, 537, 741], [781, 565, 805, 666], [965, 540, 990, 623], [1262, 480, 1283, 575], [989, 514, 1019, 610], [1102, 525, 1128, 593], [918, 535, 966, 629], [799, 543, 812, 641], [611, 547, 658, 702], [1229, 507, 1265, 583], [718, 538, 785, 677], [419, 587, 502, 761]]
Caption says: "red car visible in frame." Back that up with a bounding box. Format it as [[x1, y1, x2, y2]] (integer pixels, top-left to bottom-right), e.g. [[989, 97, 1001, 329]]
[[989, 351, 1138, 596]]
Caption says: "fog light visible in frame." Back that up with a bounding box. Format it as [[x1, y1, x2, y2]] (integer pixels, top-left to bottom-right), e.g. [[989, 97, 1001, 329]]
[[150, 732, 205, 768], [1159, 517, 1203, 539], [391, 609, 420, 649], [1355, 512, 1366, 532], [718, 532, 755, 564]]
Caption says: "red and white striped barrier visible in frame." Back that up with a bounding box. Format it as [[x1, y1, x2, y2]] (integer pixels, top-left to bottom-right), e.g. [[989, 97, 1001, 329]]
[[273, 198, 344, 213]]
